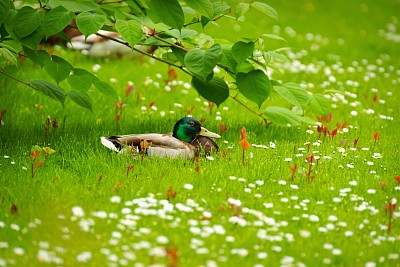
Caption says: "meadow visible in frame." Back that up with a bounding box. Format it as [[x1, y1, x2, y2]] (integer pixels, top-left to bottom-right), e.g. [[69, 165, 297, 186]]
[[1, 0, 400, 266]]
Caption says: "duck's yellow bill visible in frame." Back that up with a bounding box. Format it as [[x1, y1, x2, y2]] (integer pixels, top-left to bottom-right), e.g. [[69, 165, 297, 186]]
[[199, 127, 221, 139]]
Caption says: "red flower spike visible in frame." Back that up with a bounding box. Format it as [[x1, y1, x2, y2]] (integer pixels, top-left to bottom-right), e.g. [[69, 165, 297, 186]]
[[0, 110, 6, 123], [353, 137, 360, 147], [330, 128, 338, 139], [239, 139, 251, 150], [124, 84, 135, 96], [394, 176, 400, 184], [126, 163, 134, 177], [35, 161, 44, 168], [317, 125, 329, 137], [46, 116, 51, 127], [337, 120, 348, 129], [316, 113, 332, 123], [316, 115, 325, 122], [306, 154, 314, 163], [218, 124, 230, 135], [373, 132, 380, 142], [166, 185, 177, 199], [380, 182, 387, 190], [115, 102, 126, 108], [239, 127, 247, 140], [325, 113, 332, 122], [11, 204, 18, 214], [288, 163, 297, 173], [30, 150, 41, 160], [165, 244, 179, 267], [168, 68, 178, 80], [52, 119, 59, 129]]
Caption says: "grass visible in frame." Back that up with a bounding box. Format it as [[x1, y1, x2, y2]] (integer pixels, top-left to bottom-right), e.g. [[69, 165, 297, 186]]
[[1, 0, 400, 266]]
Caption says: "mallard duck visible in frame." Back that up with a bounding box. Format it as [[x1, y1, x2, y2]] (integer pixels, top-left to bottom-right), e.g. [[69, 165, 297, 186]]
[[100, 117, 221, 158]]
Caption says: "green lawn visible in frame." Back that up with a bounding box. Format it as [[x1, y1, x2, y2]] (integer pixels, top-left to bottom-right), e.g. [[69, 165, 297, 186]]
[[1, 0, 400, 266]]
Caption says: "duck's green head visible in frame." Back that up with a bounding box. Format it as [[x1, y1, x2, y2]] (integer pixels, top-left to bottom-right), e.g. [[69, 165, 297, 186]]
[[173, 117, 221, 143]]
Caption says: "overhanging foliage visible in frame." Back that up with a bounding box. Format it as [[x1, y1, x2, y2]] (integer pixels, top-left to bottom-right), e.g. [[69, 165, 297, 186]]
[[0, 0, 329, 125]]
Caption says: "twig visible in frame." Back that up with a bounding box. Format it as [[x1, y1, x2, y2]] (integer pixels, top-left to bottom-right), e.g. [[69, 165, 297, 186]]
[[95, 32, 190, 74], [0, 69, 32, 87], [230, 95, 269, 124], [98, 0, 125, 4]]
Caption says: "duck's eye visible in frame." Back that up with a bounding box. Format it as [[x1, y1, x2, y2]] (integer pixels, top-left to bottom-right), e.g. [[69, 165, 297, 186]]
[[188, 121, 195, 126]]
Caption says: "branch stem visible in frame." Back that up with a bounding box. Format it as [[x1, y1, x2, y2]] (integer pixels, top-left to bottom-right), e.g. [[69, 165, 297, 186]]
[[230, 94, 269, 124], [0, 69, 32, 87], [95, 32, 190, 75]]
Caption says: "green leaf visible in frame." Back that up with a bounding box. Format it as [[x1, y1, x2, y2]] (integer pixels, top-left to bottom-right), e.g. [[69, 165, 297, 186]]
[[166, 29, 197, 40], [67, 91, 92, 111], [309, 93, 329, 115], [115, 19, 142, 48], [0, 0, 10, 25], [48, 0, 98, 12], [30, 80, 65, 104], [76, 12, 107, 38], [236, 70, 271, 108], [184, 44, 221, 81], [44, 55, 72, 84], [67, 72, 93, 94], [0, 42, 20, 53], [219, 45, 237, 73], [73, 68, 97, 80], [263, 106, 302, 126], [44, 5, 75, 38], [149, 0, 184, 29], [263, 51, 289, 63], [212, 1, 230, 17], [20, 29, 44, 50], [192, 76, 229, 106], [262, 33, 287, 42], [274, 83, 309, 109], [0, 48, 17, 66], [3, 9, 17, 39], [251, 2, 278, 20], [232, 41, 254, 64], [93, 80, 118, 100], [234, 3, 250, 19], [236, 61, 254, 73], [23, 46, 51, 67], [184, 0, 214, 19], [200, 15, 210, 28], [171, 46, 187, 65], [0, 65, 18, 77], [13, 6, 45, 39]]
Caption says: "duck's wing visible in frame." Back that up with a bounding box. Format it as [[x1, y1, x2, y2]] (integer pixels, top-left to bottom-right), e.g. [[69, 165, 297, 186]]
[[100, 133, 195, 158], [190, 136, 219, 155]]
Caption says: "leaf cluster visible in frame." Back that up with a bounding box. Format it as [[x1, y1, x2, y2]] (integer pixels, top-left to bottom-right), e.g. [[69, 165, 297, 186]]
[[0, 0, 329, 125]]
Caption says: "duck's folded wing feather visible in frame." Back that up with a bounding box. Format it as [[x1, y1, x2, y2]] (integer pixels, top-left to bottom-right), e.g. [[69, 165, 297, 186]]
[[190, 136, 219, 155], [101, 133, 189, 151]]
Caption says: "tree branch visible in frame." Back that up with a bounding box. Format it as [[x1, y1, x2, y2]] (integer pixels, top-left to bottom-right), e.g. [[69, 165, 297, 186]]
[[94, 32, 184, 70], [230, 94, 270, 124], [97, 0, 125, 4], [95, 31, 267, 124], [0, 69, 32, 87]]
